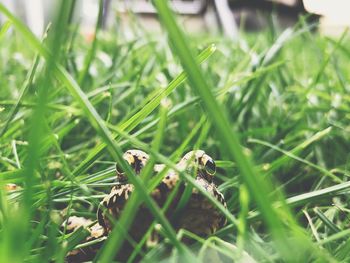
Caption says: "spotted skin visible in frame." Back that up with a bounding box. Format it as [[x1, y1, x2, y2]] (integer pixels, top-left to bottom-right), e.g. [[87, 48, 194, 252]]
[[177, 176, 227, 237], [97, 184, 134, 232], [96, 149, 227, 260], [115, 149, 149, 182], [95, 150, 154, 261], [62, 216, 93, 233], [162, 150, 227, 237], [148, 150, 227, 237], [97, 149, 149, 234], [64, 217, 105, 263]]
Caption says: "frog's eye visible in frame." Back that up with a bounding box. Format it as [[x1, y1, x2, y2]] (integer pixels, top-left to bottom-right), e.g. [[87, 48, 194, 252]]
[[205, 159, 216, 175], [115, 163, 124, 175]]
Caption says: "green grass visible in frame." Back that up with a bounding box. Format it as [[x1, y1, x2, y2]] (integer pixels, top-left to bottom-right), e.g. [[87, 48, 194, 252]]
[[0, 1, 350, 262]]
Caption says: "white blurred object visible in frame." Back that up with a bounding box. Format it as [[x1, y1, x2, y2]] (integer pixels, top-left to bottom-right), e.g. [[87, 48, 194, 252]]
[[0, 0, 99, 36], [115, 0, 207, 15], [303, 0, 350, 35], [0, 0, 238, 38], [110, 0, 238, 39], [1, 0, 44, 36], [1, 0, 16, 21], [273, 0, 298, 6], [79, 0, 99, 34], [214, 0, 238, 40], [304, 0, 349, 17], [24, 0, 44, 35]]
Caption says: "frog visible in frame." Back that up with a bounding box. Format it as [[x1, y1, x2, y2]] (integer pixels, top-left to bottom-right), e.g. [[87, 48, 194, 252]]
[[98, 149, 226, 239], [68, 149, 227, 261], [153, 150, 227, 237]]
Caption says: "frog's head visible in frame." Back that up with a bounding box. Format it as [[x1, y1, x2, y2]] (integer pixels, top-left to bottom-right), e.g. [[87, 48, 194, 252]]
[[115, 149, 149, 182], [179, 150, 216, 182]]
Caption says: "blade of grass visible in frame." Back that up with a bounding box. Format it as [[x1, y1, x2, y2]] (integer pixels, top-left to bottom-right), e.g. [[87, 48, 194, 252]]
[[78, 0, 103, 86], [248, 180, 350, 221], [97, 101, 173, 261], [318, 229, 350, 245], [0, 20, 11, 39], [0, 4, 193, 262], [105, 124, 238, 227], [314, 207, 341, 234], [0, 54, 40, 137], [260, 127, 333, 176], [72, 44, 216, 176], [248, 133, 341, 183], [151, 0, 299, 259]]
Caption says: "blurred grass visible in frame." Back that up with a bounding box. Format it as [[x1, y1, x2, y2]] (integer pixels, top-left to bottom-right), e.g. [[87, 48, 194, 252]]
[[0, 1, 349, 262]]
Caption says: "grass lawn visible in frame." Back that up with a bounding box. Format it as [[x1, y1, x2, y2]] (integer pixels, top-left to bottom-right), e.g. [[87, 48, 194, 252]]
[[0, 1, 350, 262]]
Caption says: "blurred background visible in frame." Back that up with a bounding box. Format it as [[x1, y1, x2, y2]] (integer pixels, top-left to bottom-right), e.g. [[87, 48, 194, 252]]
[[0, 1, 350, 262], [1, 0, 349, 38]]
